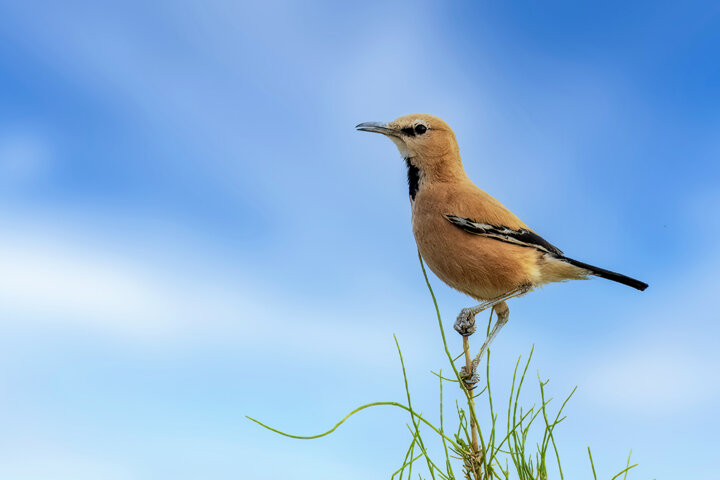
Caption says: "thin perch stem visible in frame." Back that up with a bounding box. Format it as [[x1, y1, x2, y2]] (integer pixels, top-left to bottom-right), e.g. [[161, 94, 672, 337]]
[[463, 336, 480, 454], [418, 252, 486, 479]]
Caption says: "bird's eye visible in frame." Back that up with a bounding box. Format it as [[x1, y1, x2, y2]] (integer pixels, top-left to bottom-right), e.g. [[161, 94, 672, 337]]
[[415, 124, 427, 135]]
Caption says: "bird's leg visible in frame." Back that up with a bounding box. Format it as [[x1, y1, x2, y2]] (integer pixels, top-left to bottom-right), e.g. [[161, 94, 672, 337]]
[[471, 302, 510, 371], [454, 285, 531, 380], [453, 286, 529, 478], [453, 286, 530, 337]]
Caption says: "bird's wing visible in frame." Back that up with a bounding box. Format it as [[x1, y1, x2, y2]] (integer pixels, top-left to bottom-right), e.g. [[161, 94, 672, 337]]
[[444, 214, 564, 256]]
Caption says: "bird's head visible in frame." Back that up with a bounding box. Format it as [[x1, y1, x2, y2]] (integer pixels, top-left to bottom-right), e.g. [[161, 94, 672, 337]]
[[356, 113, 463, 180]]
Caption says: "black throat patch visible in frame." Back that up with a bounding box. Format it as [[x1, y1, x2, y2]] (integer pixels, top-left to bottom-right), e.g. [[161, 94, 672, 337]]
[[405, 158, 421, 200]]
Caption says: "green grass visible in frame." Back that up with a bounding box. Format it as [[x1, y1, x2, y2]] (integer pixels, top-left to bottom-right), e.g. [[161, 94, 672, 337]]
[[247, 253, 640, 479]]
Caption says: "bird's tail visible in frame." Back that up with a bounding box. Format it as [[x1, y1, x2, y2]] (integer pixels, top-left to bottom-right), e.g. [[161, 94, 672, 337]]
[[561, 257, 648, 291]]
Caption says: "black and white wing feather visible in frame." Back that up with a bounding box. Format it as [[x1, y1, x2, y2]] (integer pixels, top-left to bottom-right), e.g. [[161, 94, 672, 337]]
[[444, 214, 564, 256], [444, 214, 648, 291]]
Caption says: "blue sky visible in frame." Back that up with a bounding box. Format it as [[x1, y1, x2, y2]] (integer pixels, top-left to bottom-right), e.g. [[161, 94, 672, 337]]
[[0, 1, 718, 478]]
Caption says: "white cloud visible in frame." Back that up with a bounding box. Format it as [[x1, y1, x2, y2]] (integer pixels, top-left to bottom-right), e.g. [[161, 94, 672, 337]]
[[0, 446, 132, 480], [0, 234, 192, 337], [0, 219, 423, 368]]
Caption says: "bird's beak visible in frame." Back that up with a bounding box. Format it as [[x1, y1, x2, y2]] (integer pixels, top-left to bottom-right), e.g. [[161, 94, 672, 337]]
[[355, 121, 399, 137]]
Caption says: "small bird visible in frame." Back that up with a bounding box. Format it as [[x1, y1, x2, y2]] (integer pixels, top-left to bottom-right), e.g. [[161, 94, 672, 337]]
[[357, 114, 647, 356]]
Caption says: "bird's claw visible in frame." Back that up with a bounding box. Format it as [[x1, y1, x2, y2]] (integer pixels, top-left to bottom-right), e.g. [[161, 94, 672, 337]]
[[460, 365, 480, 386], [454, 308, 477, 336]]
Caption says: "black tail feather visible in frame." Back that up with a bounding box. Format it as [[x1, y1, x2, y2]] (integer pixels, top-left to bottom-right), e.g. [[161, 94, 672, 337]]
[[561, 257, 648, 291]]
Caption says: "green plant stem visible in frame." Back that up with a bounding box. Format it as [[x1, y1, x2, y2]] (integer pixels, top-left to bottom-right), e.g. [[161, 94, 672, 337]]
[[418, 251, 486, 478], [395, 335, 436, 480], [247, 401, 464, 452], [463, 335, 481, 458]]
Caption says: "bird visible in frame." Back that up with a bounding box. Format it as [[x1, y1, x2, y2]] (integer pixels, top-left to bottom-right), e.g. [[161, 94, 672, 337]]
[[356, 113, 647, 360]]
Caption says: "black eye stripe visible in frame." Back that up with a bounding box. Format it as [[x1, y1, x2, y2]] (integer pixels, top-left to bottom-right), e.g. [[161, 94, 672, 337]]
[[400, 124, 428, 136]]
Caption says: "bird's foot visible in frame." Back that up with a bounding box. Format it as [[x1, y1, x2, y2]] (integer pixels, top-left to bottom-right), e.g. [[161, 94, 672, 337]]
[[454, 308, 477, 336], [459, 365, 480, 387]]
